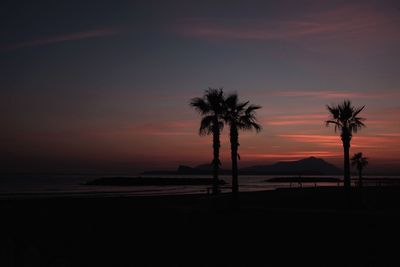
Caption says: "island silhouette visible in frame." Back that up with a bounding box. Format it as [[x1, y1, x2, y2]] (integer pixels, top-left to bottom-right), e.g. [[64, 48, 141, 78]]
[[143, 156, 341, 175]]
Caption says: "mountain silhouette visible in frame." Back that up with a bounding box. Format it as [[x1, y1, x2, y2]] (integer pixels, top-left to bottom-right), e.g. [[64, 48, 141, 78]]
[[144, 157, 341, 175], [176, 164, 214, 174], [241, 157, 341, 175]]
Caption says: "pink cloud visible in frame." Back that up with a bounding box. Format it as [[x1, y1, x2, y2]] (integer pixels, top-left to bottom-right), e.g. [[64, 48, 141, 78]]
[[1, 28, 122, 51], [171, 4, 399, 42], [279, 134, 338, 142], [278, 134, 399, 149], [266, 113, 327, 126], [272, 114, 327, 120], [133, 131, 195, 137], [367, 120, 400, 126], [168, 120, 198, 128], [273, 90, 389, 99], [377, 133, 400, 137], [267, 120, 323, 126], [174, 19, 333, 41]]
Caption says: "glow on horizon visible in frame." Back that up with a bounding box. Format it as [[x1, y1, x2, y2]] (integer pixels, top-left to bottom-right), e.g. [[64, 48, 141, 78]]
[[1, 0, 399, 173]]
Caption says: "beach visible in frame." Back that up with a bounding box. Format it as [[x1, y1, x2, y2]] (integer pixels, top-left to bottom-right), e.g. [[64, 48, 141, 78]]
[[2, 187, 400, 266]]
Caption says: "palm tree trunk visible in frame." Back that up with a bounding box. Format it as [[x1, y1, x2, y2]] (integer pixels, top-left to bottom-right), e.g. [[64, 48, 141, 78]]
[[342, 138, 351, 189], [212, 123, 221, 194], [230, 125, 239, 202], [358, 169, 363, 188]]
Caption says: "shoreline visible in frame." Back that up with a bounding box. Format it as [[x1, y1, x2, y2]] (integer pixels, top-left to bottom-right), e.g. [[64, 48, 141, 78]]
[[2, 185, 400, 208]]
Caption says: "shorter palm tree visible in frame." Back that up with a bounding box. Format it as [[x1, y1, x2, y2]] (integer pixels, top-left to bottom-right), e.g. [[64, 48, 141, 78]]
[[326, 100, 366, 189], [351, 152, 368, 188], [224, 93, 262, 202]]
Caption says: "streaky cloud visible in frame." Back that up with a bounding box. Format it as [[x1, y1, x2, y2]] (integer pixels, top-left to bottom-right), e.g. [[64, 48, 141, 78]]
[[171, 4, 400, 42], [1, 28, 122, 51], [243, 151, 341, 159], [273, 90, 390, 99], [279, 134, 399, 148]]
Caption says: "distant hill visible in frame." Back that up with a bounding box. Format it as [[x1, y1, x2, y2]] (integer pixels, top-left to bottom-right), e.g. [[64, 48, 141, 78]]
[[241, 157, 341, 175], [143, 157, 341, 175]]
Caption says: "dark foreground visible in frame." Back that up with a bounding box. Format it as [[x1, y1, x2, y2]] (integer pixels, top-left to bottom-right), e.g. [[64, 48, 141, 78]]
[[2, 187, 400, 266]]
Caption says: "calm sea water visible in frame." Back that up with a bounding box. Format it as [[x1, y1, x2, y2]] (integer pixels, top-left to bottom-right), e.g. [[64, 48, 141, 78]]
[[0, 174, 398, 198]]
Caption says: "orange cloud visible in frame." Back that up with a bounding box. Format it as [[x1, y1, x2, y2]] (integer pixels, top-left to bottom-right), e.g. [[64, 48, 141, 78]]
[[377, 133, 400, 137], [279, 134, 399, 149], [366, 120, 400, 126]]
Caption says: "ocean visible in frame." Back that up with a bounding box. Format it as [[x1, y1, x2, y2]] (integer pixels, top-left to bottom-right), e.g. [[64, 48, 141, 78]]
[[1, 173, 398, 198]]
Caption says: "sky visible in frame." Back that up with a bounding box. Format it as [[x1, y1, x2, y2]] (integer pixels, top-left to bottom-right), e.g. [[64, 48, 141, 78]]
[[1, 0, 400, 174]]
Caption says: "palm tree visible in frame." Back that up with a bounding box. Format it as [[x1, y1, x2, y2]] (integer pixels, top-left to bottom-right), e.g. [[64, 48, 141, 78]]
[[326, 100, 366, 189], [224, 93, 262, 201], [190, 88, 225, 194], [351, 152, 368, 188]]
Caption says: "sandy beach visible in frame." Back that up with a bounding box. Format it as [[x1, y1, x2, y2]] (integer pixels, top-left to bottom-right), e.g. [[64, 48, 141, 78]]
[[2, 187, 400, 266]]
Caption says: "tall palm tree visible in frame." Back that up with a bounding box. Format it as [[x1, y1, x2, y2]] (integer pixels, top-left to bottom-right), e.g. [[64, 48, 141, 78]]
[[190, 88, 225, 194], [224, 93, 262, 201], [351, 152, 368, 188], [326, 100, 366, 189]]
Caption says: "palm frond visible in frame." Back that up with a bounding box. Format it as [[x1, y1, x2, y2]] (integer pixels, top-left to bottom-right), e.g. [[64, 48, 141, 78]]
[[353, 105, 365, 117], [327, 104, 340, 120], [199, 115, 214, 136], [326, 120, 341, 132], [236, 101, 249, 112], [351, 152, 369, 169], [245, 104, 261, 115], [190, 97, 210, 115], [225, 93, 238, 109], [250, 121, 262, 132]]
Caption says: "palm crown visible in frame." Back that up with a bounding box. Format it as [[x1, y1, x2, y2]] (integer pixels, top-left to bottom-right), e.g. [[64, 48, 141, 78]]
[[190, 88, 225, 135], [351, 152, 369, 170], [326, 100, 366, 136], [223, 94, 262, 132]]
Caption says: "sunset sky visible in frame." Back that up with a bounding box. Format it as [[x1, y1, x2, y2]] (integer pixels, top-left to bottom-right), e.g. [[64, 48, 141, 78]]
[[1, 0, 400, 174]]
